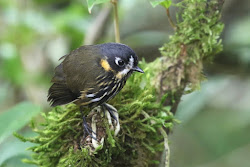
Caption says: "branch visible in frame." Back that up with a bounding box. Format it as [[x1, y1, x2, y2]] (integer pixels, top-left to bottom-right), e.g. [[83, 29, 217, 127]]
[[166, 8, 176, 30], [111, 0, 120, 43], [142, 111, 170, 167], [84, 6, 112, 45]]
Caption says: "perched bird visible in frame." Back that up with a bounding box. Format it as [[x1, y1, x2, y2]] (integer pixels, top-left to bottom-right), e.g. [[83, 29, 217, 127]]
[[48, 43, 144, 138]]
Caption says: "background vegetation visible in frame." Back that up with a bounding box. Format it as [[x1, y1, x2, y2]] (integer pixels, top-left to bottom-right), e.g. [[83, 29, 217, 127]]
[[0, 0, 250, 167]]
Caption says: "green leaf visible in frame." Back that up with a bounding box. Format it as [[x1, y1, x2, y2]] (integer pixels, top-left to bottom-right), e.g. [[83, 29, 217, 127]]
[[0, 102, 41, 144], [0, 130, 36, 166], [150, 0, 172, 8], [86, 0, 110, 13]]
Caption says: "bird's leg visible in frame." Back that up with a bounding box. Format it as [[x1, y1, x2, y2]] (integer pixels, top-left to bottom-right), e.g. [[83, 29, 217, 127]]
[[80, 106, 97, 140], [101, 103, 118, 122]]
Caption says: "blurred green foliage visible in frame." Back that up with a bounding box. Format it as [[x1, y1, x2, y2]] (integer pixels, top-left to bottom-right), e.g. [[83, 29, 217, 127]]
[[0, 1, 91, 166], [224, 17, 250, 66], [86, 0, 110, 13], [150, 0, 172, 8], [172, 77, 250, 167], [0, 46, 24, 86], [0, 102, 41, 143], [0, 102, 41, 166]]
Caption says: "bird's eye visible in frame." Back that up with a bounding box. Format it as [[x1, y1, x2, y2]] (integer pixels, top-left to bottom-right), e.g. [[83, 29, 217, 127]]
[[115, 59, 125, 67]]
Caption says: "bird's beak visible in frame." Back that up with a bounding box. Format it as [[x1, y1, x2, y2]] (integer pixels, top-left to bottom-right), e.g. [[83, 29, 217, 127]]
[[132, 66, 144, 73]]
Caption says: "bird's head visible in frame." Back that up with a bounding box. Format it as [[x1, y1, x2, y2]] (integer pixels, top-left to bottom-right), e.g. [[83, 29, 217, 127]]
[[99, 43, 144, 79]]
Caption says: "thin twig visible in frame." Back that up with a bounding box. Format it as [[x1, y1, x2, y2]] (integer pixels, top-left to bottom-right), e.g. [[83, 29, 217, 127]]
[[159, 127, 170, 167], [84, 6, 112, 45], [111, 0, 120, 43], [141, 111, 170, 167], [166, 8, 177, 30]]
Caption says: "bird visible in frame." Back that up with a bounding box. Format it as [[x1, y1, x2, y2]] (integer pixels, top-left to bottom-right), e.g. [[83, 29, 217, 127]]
[[48, 43, 144, 139]]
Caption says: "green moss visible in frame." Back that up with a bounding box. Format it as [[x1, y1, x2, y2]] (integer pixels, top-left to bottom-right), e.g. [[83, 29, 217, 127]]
[[161, 0, 224, 64]]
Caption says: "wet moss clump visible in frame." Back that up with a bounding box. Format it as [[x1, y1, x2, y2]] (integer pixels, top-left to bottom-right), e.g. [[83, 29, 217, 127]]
[[15, 59, 175, 167]]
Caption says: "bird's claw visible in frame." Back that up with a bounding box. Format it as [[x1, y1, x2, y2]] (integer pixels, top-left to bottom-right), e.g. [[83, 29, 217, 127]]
[[82, 116, 97, 140], [102, 103, 118, 122], [80, 107, 97, 141], [102, 103, 120, 136]]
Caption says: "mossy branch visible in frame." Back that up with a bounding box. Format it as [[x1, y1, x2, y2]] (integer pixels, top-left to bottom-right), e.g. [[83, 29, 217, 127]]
[[15, 0, 224, 166]]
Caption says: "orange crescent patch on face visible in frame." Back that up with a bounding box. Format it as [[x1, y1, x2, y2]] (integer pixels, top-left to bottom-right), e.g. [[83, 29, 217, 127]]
[[100, 59, 111, 72]]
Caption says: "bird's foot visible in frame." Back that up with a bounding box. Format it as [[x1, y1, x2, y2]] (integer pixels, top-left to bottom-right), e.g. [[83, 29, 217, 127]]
[[79, 104, 120, 149], [82, 116, 97, 140], [101, 103, 120, 136], [101, 103, 118, 121], [80, 107, 97, 141]]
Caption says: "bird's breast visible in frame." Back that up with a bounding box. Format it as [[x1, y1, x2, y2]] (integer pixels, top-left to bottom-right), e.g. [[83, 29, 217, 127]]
[[77, 73, 127, 107]]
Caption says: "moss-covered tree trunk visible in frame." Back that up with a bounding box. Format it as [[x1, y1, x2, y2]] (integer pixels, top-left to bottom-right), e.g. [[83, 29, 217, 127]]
[[15, 0, 224, 166]]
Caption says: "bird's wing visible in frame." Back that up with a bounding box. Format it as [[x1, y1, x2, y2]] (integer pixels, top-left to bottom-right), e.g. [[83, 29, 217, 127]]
[[62, 46, 102, 92], [48, 54, 80, 106], [62, 46, 106, 106]]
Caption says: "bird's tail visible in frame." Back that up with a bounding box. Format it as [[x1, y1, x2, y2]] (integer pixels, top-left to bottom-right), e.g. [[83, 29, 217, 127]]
[[48, 83, 78, 107]]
